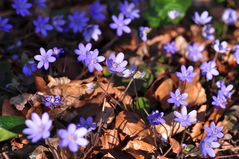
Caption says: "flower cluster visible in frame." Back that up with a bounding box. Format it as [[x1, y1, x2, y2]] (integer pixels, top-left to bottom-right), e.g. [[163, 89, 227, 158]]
[[42, 95, 63, 107]]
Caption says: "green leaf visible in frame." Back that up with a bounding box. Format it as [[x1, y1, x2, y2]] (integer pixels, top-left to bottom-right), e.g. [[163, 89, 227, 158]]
[[135, 97, 150, 110], [0, 116, 25, 142]]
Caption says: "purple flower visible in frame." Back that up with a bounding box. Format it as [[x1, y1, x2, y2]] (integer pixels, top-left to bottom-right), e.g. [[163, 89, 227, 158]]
[[33, 0, 46, 8], [106, 52, 128, 73], [42, 95, 63, 107], [168, 10, 182, 20], [164, 41, 177, 54], [110, 13, 131, 37], [12, 0, 32, 17], [89, 1, 106, 22], [212, 93, 227, 109], [119, 1, 140, 20], [68, 11, 88, 33], [200, 61, 219, 81], [34, 47, 56, 70], [22, 60, 37, 77], [176, 65, 197, 83], [84, 49, 105, 72], [23, 112, 52, 143], [193, 11, 212, 25], [204, 122, 224, 140], [52, 15, 66, 32], [174, 106, 197, 127], [200, 137, 220, 157], [58, 124, 89, 152], [83, 25, 102, 42], [187, 43, 204, 62], [216, 80, 233, 98], [52, 47, 64, 58], [77, 116, 96, 132], [139, 26, 150, 41], [234, 45, 239, 64], [202, 24, 215, 40], [33, 16, 53, 37], [167, 89, 188, 107], [11, 54, 19, 60], [120, 64, 137, 78], [74, 43, 92, 63], [213, 40, 230, 54], [222, 8, 237, 24], [0, 16, 13, 32], [147, 110, 165, 125]]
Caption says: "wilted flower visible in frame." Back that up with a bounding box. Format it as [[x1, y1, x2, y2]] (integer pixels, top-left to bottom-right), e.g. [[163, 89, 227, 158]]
[[42, 95, 63, 107], [147, 110, 165, 125], [174, 106, 197, 127], [168, 10, 181, 20], [212, 93, 227, 109], [89, 1, 106, 22], [23, 112, 52, 143], [193, 11, 212, 25], [74, 43, 92, 63], [168, 89, 188, 107], [52, 47, 64, 58], [22, 60, 37, 77], [83, 25, 102, 42], [204, 122, 224, 140], [133, 70, 146, 79], [106, 52, 128, 73], [84, 49, 105, 72], [33, 0, 46, 8], [77, 116, 96, 132], [216, 80, 233, 98], [200, 61, 219, 81], [52, 15, 66, 32], [119, 1, 140, 20], [164, 41, 177, 54], [222, 8, 237, 24], [176, 65, 197, 83], [121, 64, 137, 78], [110, 13, 131, 36], [213, 40, 230, 54], [202, 24, 215, 40], [187, 43, 204, 62], [139, 26, 150, 41], [200, 137, 220, 158], [34, 47, 56, 70], [68, 11, 88, 33], [12, 0, 32, 17], [0, 16, 13, 32], [58, 124, 89, 152], [33, 16, 53, 37]]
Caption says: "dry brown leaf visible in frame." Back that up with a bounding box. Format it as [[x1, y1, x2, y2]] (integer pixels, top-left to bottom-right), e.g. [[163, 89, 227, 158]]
[[115, 111, 149, 138], [175, 36, 188, 55], [102, 153, 115, 159], [100, 129, 121, 149], [169, 138, 181, 154], [123, 139, 156, 153], [34, 75, 48, 92], [9, 93, 33, 111], [1, 99, 21, 116], [126, 149, 150, 159], [47, 75, 71, 87]]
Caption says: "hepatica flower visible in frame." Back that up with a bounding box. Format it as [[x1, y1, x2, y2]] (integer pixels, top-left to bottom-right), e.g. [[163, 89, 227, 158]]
[[213, 40, 230, 54], [23, 112, 52, 143], [22, 60, 37, 77], [164, 41, 177, 54], [212, 93, 227, 109], [139, 26, 151, 41], [193, 11, 212, 25], [200, 137, 220, 158], [167, 89, 188, 107], [52, 15, 66, 32], [147, 110, 165, 125], [234, 45, 239, 64], [121, 64, 137, 78], [200, 61, 219, 81], [77, 116, 96, 132], [204, 122, 224, 140], [74, 43, 92, 63], [216, 80, 233, 98], [68, 11, 89, 33], [176, 65, 197, 83], [89, 1, 106, 22], [58, 123, 89, 152], [52, 47, 64, 58], [222, 8, 238, 25], [34, 47, 56, 70], [33, 16, 53, 37], [202, 24, 215, 40], [174, 106, 197, 127], [12, 0, 32, 17], [42, 95, 63, 107], [83, 25, 102, 42], [106, 52, 128, 73], [119, 1, 140, 20], [168, 10, 182, 20], [33, 0, 47, 8], [110, 13, 131, 37], [187, 43, 204, 62], [0, 16, 13, 32], [84, 49, 105, 72]]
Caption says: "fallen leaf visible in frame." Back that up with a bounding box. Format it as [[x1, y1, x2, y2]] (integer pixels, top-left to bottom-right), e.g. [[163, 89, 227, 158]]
[[34, 75, 48, 92], [123, 139, 156, 153], [169, 138, 181, 154]]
